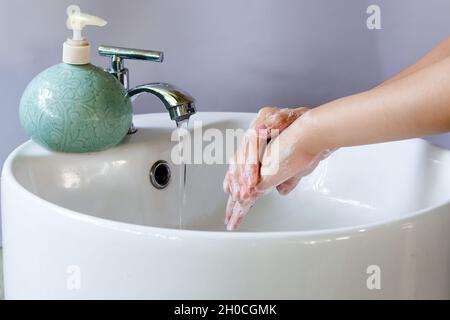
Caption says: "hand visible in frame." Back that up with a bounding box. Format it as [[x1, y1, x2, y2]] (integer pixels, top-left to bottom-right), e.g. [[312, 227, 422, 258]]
[[255, 113, 335, 193], [222, 106, 276, 202], [223, 106, 309, 230]]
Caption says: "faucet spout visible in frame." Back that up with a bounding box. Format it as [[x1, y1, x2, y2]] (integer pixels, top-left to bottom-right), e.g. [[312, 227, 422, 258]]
[[127, 83, 196, 122], [98, 45, 197, 133]]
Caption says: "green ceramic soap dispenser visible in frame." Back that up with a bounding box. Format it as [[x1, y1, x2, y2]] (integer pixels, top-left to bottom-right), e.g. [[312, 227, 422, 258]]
[[19, 5, 132, 153]]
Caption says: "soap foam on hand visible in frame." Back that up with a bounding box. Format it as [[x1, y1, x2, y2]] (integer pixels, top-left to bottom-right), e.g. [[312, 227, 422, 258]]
[[223, 107, 310, 231]]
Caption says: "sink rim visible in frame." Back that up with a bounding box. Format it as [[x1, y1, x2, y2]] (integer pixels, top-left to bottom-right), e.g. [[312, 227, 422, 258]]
[[3, 112, 450, 240]]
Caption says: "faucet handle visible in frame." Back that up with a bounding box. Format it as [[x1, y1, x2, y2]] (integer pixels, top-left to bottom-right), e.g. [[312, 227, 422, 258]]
[[98, 45, 164, 89], [98, 45, 164, 62]]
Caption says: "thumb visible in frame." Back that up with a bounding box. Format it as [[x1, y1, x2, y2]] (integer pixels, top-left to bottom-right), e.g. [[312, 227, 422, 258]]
[[276, 173, 303, 195], [255, 167, 292, 192]]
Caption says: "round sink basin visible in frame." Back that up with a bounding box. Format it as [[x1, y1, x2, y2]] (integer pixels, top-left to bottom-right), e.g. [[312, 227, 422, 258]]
[[2, 112, 450, 299]]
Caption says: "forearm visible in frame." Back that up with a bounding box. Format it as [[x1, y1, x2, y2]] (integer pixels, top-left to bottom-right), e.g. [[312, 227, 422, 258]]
[[379, 36, 450, 87], [302, 55, 450, 153], [256, 37, 450, 191]]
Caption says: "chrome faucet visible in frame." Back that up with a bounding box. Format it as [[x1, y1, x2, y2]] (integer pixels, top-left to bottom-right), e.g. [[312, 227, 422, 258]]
[[98, 45, 196, 133]]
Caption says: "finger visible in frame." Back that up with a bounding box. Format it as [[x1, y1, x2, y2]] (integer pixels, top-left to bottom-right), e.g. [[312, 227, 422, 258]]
[[241, 130, 259, 200], [229, 156, 241, 201], [227, 190, 263, 231], [256, 107, 309, 138], [252, 106, 279, 129], [223, 172, 231, 193], [227, 201, 246, 231], [242, 164, 259, 200], [233, 215, 245, 231], [255, 138, 293, 192], [240, 168, 251, 200], [239, 134, 251, 200], [225, 196, 236, 224], [231, 181, 240, 201]]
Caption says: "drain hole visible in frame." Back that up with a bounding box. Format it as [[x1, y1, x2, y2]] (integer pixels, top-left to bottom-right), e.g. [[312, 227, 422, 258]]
[[149, 160, 171, 189]]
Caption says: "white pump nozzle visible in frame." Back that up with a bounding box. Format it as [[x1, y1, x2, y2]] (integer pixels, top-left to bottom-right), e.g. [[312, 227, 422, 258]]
[[63, 5, 107, 65], [66, 5, 107, 40]]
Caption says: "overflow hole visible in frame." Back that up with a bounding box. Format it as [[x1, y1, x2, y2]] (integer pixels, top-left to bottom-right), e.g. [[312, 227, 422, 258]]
[[149, 160, 171, 189]]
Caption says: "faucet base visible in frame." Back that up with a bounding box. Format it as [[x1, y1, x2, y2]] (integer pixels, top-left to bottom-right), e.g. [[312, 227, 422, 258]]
[[127, 123, 138, 135]]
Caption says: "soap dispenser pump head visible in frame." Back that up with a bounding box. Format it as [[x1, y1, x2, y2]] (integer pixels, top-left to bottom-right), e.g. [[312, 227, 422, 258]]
[[62, 5, 107, 65]]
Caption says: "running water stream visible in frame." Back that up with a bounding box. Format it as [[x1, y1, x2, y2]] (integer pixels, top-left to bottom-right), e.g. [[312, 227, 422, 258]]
[[176, 119, 189, 228]]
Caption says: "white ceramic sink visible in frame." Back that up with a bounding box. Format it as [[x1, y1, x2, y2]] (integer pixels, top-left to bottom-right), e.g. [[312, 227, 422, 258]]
[[2, 112, 450, 299]]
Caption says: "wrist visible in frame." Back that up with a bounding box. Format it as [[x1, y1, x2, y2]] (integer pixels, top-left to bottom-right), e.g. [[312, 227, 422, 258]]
[[294, 108, 331, 155]]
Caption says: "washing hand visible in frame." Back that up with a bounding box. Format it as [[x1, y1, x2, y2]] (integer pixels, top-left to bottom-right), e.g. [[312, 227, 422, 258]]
[[225, 35, 450, 231], [223, 106, 310, 231], [255, 113, 335, 194]]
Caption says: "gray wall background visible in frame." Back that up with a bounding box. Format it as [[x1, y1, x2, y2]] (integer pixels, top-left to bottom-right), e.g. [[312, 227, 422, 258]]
[[1, 0, 450, 244]]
